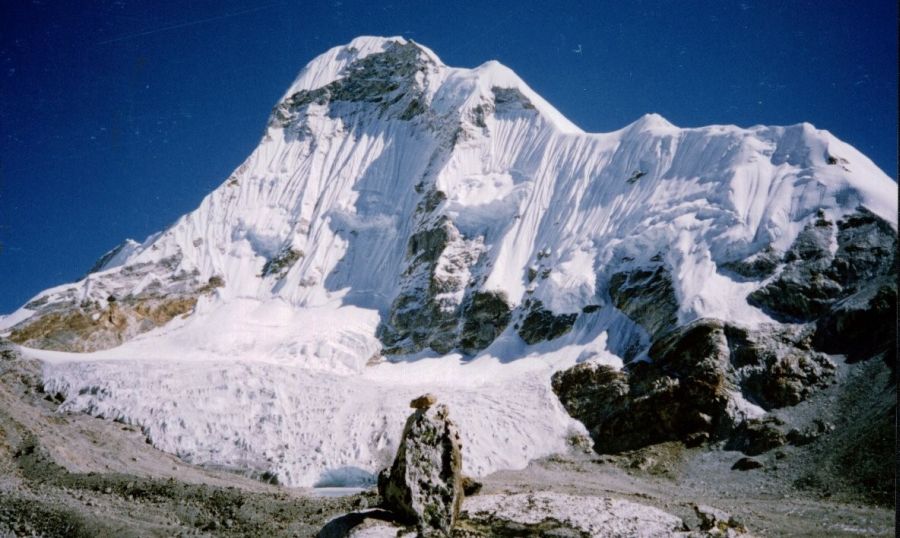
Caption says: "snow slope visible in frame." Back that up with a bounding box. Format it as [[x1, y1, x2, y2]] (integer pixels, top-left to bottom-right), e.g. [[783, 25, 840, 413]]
[[5, 36, 897, 487]]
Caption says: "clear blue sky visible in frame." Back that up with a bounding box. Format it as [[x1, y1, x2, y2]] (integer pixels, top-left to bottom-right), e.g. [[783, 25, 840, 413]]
[[1, 1, 897, 314]]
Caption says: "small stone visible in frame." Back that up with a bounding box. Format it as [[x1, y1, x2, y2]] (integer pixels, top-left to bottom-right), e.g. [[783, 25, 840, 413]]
[[731, 457, 763, 471], [694, 504, 747, 533], [461, 475, 482, 496], [410, 393, 437, 409]]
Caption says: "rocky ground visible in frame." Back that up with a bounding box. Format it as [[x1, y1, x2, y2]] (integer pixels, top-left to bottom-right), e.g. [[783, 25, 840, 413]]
[[0, 341, 894, 537]]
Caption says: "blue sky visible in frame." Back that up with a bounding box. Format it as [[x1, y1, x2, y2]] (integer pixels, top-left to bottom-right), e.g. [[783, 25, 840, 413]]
[[1, 0, 897, 313]]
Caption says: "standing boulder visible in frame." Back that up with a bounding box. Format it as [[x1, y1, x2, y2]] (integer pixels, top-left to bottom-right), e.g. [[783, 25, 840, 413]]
[[377, 396, 463, 536]]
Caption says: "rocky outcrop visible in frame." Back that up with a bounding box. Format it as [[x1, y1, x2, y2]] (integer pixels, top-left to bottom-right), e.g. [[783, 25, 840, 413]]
[[748, 208, 897, 322], [272, 40, 433, 130], [720, 246, 780, 280], [517, 300, 578, 345], [8, 296, 198, 353], [7, 255, 223, 353], [260, 247, 303, 278], [378, 218, 485, 355], [377, 396, 463, 536], [747, 213, 838, 320], [726, 417, 787, 456], [608, 264, 679, 339], [552, 319, 835, 454], [378, 185, 520, 356], [814, 275, 897, 365], [459, 291, 511, 354]]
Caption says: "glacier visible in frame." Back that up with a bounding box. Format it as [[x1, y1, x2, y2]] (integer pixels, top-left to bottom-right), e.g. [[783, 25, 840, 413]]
[[3, 36, 896, 487]]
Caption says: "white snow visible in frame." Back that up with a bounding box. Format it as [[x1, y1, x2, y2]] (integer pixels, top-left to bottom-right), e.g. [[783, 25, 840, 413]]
[[8, 36, 898, 488], [463, 492, 686, 537]]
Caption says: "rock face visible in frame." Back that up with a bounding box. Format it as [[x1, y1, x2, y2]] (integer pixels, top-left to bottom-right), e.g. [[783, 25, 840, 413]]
[[814, 275, 897, 365], [7, 254, 224, 352], [748, 208, 897, 322], [552, 319, 835, 453], [553, 207, 894, 461], [377, 398, 463, 536], [608, 263, 679, 340], [517, 300, 578, 345]]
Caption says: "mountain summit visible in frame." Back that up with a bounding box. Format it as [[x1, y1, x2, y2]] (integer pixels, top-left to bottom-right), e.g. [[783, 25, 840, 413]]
[[2, 37, 896, 489]]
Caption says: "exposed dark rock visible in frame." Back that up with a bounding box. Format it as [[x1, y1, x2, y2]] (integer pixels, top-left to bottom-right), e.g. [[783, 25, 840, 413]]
[[379, 218, 485, 355], [814, 276, 897, 364], [626, 170, 646, 184], [720, 246, 780, 280], [608, 264, 678, 339], [551, 363, 630, 445], [747, 216, 839, 321], [377, 402, 464, 536], [85, 240, 133, 275], [196, 275, 226, 296], [748, 208, 897, 322], [552, 320, 736, 453], [459, 291, 512, 354], [260, 248, 302, 278], [827, 207, 897, 287], [786, 419, 834, 446], [272, 40, 432, 128], [491, 86, 536, 111], [552, 319, 836, 454], [743, 348, 835, 409], [517, 302, 578, 345], [731, 457, 763, 471], [727, 418, 787, 456]]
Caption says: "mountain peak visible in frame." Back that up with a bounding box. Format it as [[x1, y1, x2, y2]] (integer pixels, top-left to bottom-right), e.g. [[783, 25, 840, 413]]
[[4, 37, 897, 490], [624, 112, 676, 132], [280, 36, 441, 99]]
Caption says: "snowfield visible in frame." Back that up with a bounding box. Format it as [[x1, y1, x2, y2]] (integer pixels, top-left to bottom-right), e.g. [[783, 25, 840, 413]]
[[5, 36, 897, 487]]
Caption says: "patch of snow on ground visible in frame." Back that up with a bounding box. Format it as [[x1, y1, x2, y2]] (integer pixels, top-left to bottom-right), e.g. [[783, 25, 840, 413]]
[[463, 492, 685, 537]]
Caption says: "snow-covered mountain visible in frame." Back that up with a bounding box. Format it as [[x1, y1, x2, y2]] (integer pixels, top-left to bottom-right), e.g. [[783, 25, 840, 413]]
[[2, 36, 896, 488]]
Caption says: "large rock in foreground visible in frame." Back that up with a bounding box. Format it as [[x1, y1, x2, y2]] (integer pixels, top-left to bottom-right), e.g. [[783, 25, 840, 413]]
[[377, 399, 463, 536]]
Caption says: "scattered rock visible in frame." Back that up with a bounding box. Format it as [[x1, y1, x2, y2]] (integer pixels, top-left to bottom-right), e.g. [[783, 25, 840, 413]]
[[378, 403, 464, 535], [694, 504, 747, 535], [731, 457, 763, 471], [786, 419, 835, 446]]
